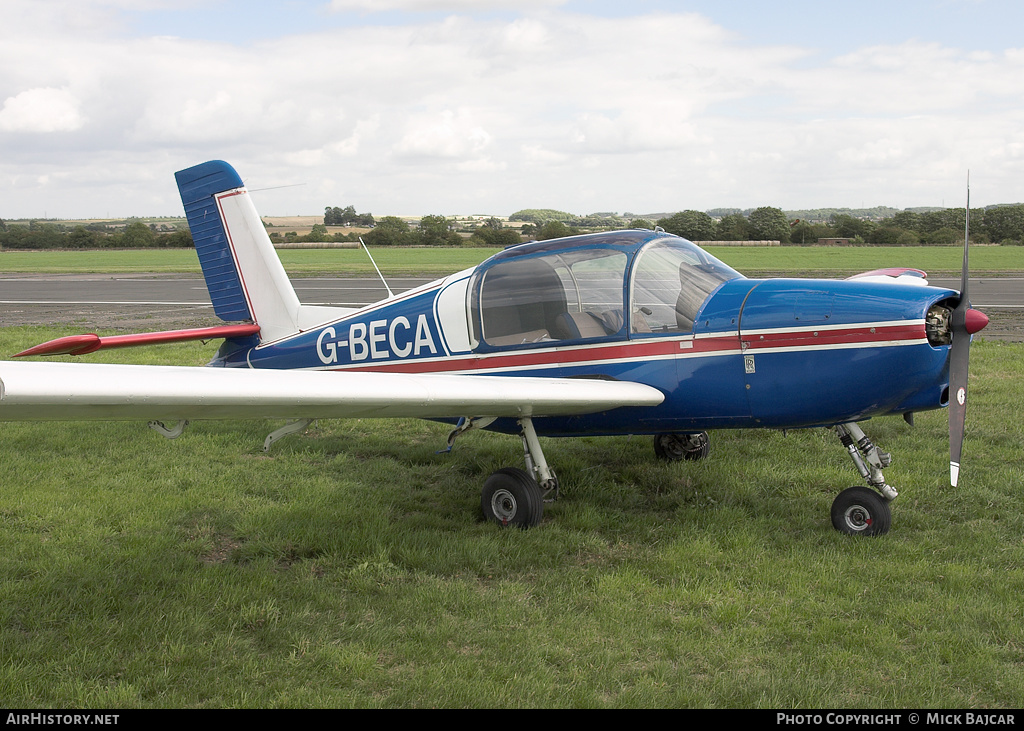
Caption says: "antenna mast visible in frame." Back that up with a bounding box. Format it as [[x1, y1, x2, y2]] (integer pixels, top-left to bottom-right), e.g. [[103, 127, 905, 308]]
[[359, 237, 395, 299]]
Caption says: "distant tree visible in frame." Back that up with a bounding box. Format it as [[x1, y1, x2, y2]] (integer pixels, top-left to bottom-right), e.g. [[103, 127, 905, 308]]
[[470, 218, 522, 247], [790, 220, 833, 245], [829, 213, 874, 240], [325, 205, 372, 227], [890, 210, 921, 232], [510, 209, 577, 224], [121, 221, 156, 247], [162, 229, 194, 248], [983, 204, 1024, 243], [920, 227, 961, 245], [362, 216, 409, 246], [418, 215, 461, 246], [715, 213, 749, 241], [537, 220, 572, 240], [747, 207, 791, 242], [656, 210, 715, 241], [707, 208, 744, 219], [66, 226, 99, 248], [869, 225, 917, 246], [628, 218, 654, 230], [306, 223, 329, 242]]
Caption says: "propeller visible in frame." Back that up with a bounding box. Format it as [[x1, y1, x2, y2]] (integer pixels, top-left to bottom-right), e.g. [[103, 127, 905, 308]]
[[948, 175, 989, 487]]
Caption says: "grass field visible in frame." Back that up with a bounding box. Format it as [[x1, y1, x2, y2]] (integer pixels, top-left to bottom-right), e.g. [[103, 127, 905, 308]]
[[1, 244, 1022, 277], [0, 328, 1022, 708]]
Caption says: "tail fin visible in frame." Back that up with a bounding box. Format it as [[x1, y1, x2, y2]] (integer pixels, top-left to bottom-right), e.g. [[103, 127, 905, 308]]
[[175, 161, 348, 343]]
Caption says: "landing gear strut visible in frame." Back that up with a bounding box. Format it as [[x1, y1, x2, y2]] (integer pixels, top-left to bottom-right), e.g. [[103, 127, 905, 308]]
[[480, 417, 558, 529], [831, 423, 896, 536]]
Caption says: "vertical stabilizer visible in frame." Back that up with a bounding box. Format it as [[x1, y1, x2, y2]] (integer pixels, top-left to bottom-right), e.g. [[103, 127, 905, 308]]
[[175, 161, 302, 343]]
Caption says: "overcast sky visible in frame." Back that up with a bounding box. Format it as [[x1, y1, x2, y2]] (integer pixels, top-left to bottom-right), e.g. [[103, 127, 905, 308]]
[[2, 0, 1023, 219]]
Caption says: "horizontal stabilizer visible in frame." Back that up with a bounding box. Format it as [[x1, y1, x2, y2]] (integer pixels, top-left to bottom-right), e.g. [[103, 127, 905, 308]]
[[0, 361, 664, 422], [13, 325, 261, 358]]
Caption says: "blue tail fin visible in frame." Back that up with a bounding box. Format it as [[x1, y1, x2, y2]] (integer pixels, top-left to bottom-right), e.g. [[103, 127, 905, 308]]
[[175, 161, 254, 323], [175, 161, 354, 343]]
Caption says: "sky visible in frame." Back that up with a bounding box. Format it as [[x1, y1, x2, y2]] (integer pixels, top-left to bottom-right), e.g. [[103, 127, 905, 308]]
[[2, 0, 1023, 219]]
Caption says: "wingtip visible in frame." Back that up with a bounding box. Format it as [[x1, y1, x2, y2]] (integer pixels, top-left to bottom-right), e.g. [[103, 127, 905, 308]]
[[950, 461, 960, 488]]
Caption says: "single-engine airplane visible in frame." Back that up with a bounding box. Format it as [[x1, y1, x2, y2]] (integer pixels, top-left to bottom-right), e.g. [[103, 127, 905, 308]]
[[0, 161, 990, 535]]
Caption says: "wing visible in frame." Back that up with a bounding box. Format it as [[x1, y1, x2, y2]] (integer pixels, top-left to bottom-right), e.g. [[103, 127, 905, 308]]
[[0, 361, 664, 422]]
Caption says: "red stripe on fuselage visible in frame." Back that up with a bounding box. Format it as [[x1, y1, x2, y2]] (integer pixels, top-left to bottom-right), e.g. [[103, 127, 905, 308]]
[[316, 321, 926, 375], [741, 322, 926, 351]]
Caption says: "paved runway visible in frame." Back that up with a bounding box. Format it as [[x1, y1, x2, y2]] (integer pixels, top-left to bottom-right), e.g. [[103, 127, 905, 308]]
[[2, 273, 1022, 338], [0, 275, 435, 330]]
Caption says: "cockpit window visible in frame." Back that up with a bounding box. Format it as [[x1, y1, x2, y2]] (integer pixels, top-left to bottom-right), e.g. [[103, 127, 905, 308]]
[[630, 239, 740, 333], [472, 249, 627, 346]]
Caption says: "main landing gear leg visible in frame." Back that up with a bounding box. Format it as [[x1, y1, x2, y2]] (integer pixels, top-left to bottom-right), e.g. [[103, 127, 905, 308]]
[[831, 422, 896, 536], [480, 417, 557, 529]]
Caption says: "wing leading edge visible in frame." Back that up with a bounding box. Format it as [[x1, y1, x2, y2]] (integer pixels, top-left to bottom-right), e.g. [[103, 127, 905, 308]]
[[0, 361, 664, 422]]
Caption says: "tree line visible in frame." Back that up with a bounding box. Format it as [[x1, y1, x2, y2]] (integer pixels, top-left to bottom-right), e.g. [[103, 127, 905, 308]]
[[4, 202, 1023, 250], [653, 205, 1024, 246], [0, 220, 192, 250]]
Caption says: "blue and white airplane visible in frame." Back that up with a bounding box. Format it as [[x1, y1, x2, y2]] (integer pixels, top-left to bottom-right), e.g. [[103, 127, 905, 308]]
[[0, 161, 990, 535]]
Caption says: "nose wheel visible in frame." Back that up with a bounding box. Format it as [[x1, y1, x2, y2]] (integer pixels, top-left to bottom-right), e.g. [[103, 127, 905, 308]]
[[831, 486, 892, 536]]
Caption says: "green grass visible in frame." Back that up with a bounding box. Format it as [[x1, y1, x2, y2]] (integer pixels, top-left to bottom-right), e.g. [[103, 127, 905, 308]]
[[1, 245, 1022, 277], [0, 248, 493, 277], [0, 329, 1022, 707]]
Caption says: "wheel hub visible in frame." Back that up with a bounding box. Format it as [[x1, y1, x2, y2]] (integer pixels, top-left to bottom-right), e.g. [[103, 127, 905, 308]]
[[490, 489, 518, 525], [843, 505, 873, 532]]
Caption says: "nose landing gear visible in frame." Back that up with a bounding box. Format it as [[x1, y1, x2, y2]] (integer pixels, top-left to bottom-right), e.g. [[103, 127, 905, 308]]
[[831, 423, 895, 536]]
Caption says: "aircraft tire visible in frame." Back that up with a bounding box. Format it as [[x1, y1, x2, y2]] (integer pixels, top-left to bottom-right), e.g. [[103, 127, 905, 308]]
[[654, 432, 710, 461], [830, 486, 892, 536], [481, 468, 544, 529]]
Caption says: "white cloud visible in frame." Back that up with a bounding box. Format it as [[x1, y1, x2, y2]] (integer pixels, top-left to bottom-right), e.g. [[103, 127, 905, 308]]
[[393, 109, 492, 160], [329, 0, 567, 12], [0, 87, 85, 133], [2, 2, 1024, 217]]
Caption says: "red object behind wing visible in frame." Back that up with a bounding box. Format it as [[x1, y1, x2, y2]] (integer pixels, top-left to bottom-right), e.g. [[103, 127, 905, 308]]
[[14, 324, 261, 358]]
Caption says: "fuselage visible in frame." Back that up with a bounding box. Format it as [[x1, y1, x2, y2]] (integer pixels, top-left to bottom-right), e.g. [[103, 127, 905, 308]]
[[211, 231, 958, 437]]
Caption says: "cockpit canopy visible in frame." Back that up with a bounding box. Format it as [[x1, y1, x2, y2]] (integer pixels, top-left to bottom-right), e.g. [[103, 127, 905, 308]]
[[469, 231, 741, 350]]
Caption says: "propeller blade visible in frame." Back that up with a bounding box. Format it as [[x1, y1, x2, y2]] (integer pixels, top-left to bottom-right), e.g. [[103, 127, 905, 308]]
[[947, 175, 987, 486], [948, 308, 970, 487]]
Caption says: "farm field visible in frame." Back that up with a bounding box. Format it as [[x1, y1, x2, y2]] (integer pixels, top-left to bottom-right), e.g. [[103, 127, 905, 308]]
[[0, 330, 1022, 708]]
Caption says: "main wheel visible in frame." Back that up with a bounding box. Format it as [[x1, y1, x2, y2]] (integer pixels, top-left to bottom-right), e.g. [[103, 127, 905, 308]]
[[481, 468, 544, 529], [831, 486, 892, 536], [654, 432, 710, 461]]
